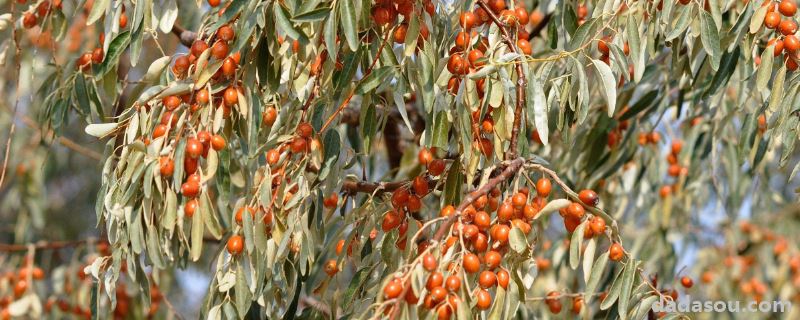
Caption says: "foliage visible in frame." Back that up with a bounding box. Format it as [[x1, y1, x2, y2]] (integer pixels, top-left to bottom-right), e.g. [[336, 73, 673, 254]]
[[0, 0, 799, 319]]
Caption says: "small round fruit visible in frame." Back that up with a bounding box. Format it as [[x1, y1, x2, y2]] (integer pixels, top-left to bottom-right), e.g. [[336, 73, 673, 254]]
[[423, 254, 438, 271], [217, 25, 235, 41], [475, 289, 492, 310], [780, 19, 798, 35], [418, 148, 434, 165], [609, 243, 625, 261], [297, 122, 314, 138], [324, 259, 338, 276], [517, 39, 532, 55], [478, 270, 497, 288], [765, 12, 781, 29], [463, 253, 481, 273], [185, 138, 203, 158], [159, 157, 174, 177], [223, 87, 239, 106], [496, 269, 510, 289], [210, 135, 226, 151], [383, 280, 403, 299], [227, 235, 244, 255], [445, 275, 461, 292], [184, 199, 199, 218], [681, 276, 694, 288], [536, 178, 552, 197], [780, 0, 797, 16], [786, 35, 800, 51], [578, 189, 599, 207], [428, 159, 446, 176], [181, 180, 200, 198]]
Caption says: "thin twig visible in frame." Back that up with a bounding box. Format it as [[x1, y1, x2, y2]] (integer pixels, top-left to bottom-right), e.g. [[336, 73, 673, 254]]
[[476, 0, 527, 160]]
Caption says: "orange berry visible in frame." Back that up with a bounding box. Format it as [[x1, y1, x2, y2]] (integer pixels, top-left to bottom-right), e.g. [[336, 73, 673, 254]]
[[463, 253, 481, 273], [609, 243, 625, 261], [226, 235, 244, 255], [496, 269, 509, 289], [324, 259, 338, 276], [578, 189, 599, 206], [423, 254, 438, 271], [681, 276, 694, 288], [478, 270, 497, 288], [475, 289, 492, 309]]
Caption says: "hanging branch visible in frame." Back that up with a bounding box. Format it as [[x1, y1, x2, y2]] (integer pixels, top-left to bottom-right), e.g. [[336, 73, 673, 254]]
[[476, 0, 528, 160]]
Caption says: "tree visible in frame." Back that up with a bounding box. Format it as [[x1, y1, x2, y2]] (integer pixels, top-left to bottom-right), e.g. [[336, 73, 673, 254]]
[[0, 0, 799, 318]]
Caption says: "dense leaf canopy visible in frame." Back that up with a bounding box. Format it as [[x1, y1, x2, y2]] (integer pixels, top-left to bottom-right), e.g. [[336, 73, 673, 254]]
[[0, 0, 799, 319]]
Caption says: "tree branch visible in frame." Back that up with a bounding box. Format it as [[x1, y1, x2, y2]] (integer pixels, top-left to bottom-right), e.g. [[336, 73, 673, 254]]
[[432, 157, 525, 241], [171, 23, 197, 47], [476, 0, 528, 160]]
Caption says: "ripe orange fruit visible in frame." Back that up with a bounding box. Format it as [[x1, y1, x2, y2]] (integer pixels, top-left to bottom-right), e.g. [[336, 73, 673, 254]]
[[159, 157, 174, 177], [491, 224, 510, 244], [578, 189, 599, 206], [428, 159, 446, 176], [393, 24, 408, 43], [445, 275, 461, 292], [181, 180, 200, 198], [391, 188, 410, 208], [484, 250, 502, 270], [515, 7, 529, 24], [609, 243, 625, 261], [463, 253, 481, 273], [488, 0, 506, 12], [381, 211, 402, 231], [473, 233, 489, 252], [406, 195, 422, 212], [478, 270, 497, 288], [496, 269, 509, 289], [223, 86, 238, 106], [235, 206, 255, 225], [163, 95, 181, 110], [185, 138, 203, 158], [475, 289, 492, 309], [768, 38, 785, 56], [498, 202, 514, 221], [191, 40, 209, 57], [418, 148, 434, 165], [779, 19, 798, 35], [184, 198, 198, 218], [447, 54, 467, 74], [262, 107, 278, 126], [764, 12, 781, 29], [423, 254, 438, 271], [474, 211, 491, 230], [659, 185, 672, 198], [426, 271, 444, 290], [681, 276, 694, 288], [217, 25, 235, 41], [512, 192, 527, 208], [211, 41, 229, 60], [383, 280, 403, 299], [571, 297, 583, 314], [210, 135, 226, 151], [226, 235, 244, 255], [208, 0, 220, 7], [296, 122, 314, 138], [565, 203, 585, 219], [589, 216, 606, 235], [13, 280, 28, 297], [786, 35, 800, 52], [517, 39, 532, 55], [119, 13, 128, 28], [413, 176, 429, 196], [459, 12, 479, 30], [324, 259, 338, 276], [91, 48, 104, 64], [780, 0, 797, 16]]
